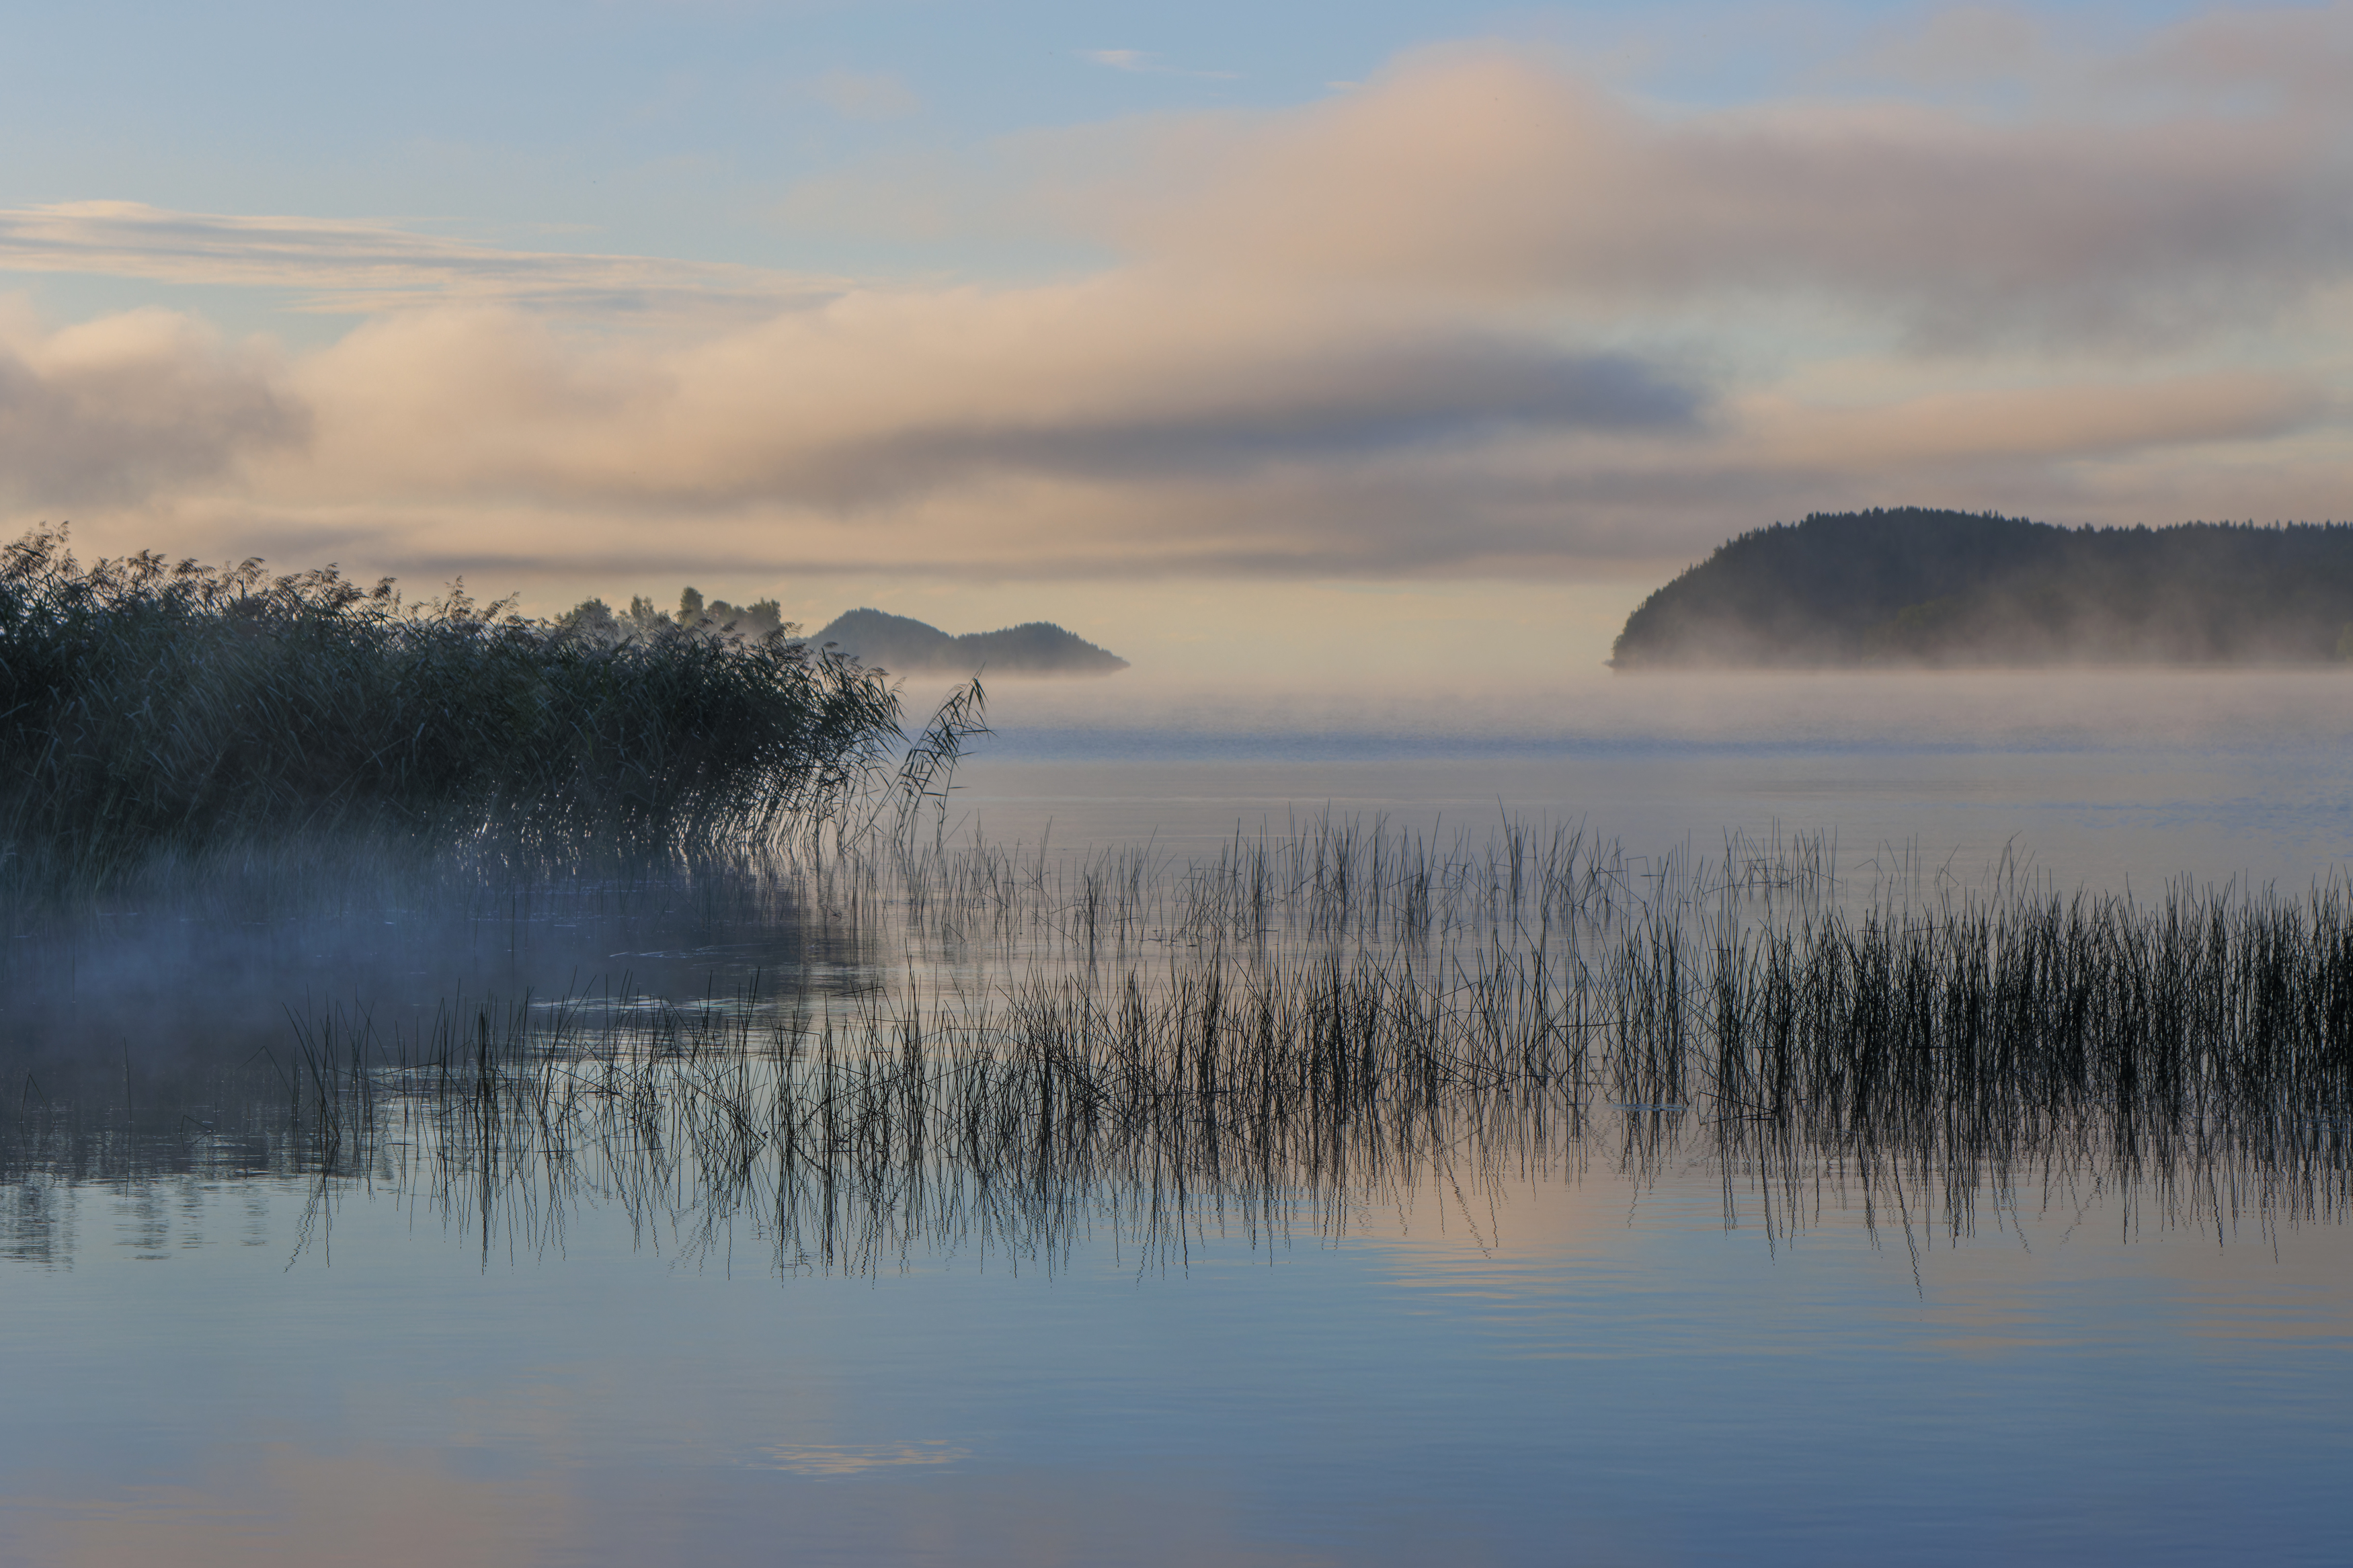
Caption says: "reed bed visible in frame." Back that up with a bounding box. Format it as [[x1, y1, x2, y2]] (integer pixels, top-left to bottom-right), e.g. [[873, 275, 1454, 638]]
[[8, 822, 2345, 1272], [0, 530, 913, 888]]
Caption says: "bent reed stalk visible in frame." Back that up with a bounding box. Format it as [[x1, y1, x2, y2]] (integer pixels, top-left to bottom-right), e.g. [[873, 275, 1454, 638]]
[[0, 529, 920, 887], [11, 822, 2348, 1272]]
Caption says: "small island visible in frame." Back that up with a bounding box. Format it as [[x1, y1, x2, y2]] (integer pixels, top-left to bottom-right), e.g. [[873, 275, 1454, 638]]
[[552, 591, 1128, 675], [814, 608, 1128, 676], [1611, 508, 2353, 669]]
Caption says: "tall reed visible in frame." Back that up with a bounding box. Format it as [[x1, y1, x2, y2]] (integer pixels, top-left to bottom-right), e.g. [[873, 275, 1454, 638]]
[[9, 824, 2344, 1272], [0, 530, 910, 885]]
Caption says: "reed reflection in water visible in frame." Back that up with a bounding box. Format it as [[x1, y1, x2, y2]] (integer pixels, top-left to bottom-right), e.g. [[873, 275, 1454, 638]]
[[7, 821, 2345, 1274]]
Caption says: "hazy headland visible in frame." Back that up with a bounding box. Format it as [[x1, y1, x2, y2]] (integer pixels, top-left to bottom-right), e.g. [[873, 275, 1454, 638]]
[[1613, 509, 2353, 669]]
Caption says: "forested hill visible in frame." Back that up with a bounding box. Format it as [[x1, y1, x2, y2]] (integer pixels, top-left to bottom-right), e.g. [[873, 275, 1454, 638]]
[[815, 609, 1129, 675], [1610, 509, 2353, 668]]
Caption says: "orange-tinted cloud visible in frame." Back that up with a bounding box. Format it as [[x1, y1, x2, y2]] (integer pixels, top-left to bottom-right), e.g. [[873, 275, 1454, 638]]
[[272, 285, 1696, 511], [0, 303, 301, 507], [1049, 40, 2353, 349]]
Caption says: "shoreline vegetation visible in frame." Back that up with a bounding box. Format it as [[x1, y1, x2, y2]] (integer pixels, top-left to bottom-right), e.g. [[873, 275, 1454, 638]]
[[0, 530, 982, 893], [1613, 508, 2353, 669]]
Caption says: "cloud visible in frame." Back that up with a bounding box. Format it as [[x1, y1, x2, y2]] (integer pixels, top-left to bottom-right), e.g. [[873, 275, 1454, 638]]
[[0, 202, 841, 316], [270, 285, 1700, 512], [1734, 371, 2329, 471], [1044, 40, 2353, 350], [0, 304, 303, 508], [2122, 1, 2353, 110], [1856, 5, 2044, 87]]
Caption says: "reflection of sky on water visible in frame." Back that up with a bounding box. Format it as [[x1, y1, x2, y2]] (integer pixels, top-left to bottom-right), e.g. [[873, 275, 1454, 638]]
[[3, 1165, 2346, 1567]]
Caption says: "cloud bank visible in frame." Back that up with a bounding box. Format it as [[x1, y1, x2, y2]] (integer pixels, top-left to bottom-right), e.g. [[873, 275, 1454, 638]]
[[1072, 42, 2353, 351], [7, 11, 2352, 584]]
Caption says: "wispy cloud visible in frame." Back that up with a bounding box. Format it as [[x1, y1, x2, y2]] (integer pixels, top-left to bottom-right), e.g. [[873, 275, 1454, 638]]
[[0, 202, 842, 317]]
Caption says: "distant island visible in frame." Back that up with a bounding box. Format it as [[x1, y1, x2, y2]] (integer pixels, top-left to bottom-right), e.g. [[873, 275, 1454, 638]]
[[1611, 509, 2353, 669], [553, 593, 1127, 675], [815, 609, 1128, 676]]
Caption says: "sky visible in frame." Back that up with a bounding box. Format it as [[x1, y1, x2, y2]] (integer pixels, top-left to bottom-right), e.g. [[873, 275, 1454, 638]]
[[1, 1, 2348, 676]]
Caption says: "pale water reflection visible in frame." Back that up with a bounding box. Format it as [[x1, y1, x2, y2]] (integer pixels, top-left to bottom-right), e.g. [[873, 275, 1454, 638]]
[[2, 1161, 2346, 1567]]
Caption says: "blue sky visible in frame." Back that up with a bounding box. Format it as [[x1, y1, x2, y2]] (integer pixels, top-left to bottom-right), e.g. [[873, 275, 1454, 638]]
[[0, 3, 2342, 672]]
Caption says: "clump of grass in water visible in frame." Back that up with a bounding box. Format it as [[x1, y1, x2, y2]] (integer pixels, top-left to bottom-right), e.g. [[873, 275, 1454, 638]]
[[10, 823, 2338, 1276], [0, 528, 921, 888]]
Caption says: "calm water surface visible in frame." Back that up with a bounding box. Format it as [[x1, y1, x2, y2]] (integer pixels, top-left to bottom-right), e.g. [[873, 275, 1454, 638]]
[[953, 669, 2353, 886], [4, 670, 2350, 1566]]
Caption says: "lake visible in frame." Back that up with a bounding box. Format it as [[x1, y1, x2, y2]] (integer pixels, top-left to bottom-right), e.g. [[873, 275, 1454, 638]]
[[4, 669, 2350, 1567]]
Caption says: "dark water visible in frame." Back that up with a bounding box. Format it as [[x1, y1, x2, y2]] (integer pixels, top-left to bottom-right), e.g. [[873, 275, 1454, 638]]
[[4, 671, 2351, 1566]]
